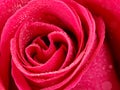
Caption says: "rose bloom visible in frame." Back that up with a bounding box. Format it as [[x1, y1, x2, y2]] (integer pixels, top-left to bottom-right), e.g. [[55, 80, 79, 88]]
[[0, 0, 120, 90]]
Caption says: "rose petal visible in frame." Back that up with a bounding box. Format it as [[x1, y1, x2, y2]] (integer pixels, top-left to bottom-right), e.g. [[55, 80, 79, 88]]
[[73, 43, 120, 90], [76, 0, 120, 76], [0, 0, 30, 89]]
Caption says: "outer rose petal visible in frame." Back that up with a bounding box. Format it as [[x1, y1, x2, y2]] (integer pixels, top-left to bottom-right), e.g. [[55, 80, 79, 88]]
[[73, 43, 120, 90], [0, 0, 30, 89], [75, 0, 120, 76], [0, 0, 30, 37], [74, 0, 120, 89]]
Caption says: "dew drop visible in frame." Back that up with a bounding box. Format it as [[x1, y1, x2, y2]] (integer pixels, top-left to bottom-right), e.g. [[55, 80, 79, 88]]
[[89, 75, 93, 79], [24, 14, 27, 18], [102, 81, 112, 90], [108, 65, 112, 69], [77, 82, 80, 86], [102, 67, 105, 70], [8, 9, 11, 12], [39, 17, 42, 20], [17, 4, 22, 8]]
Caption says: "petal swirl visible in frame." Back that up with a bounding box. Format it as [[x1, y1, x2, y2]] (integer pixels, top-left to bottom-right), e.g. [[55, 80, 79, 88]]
[[0, 0, 106, 89]]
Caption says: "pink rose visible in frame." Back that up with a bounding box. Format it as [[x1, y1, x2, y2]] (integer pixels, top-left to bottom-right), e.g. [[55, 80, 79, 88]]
[[0, 0, 120, 90]]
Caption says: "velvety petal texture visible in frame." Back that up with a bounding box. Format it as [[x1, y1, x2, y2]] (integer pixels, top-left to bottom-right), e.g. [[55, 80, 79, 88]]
[[75, 0, 120, 76], [0, 0, 120, 90], [0, 0, 30, 89]]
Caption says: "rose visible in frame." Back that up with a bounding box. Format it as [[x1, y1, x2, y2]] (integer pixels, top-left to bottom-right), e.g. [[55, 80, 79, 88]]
[[0, 0, 120, 90]]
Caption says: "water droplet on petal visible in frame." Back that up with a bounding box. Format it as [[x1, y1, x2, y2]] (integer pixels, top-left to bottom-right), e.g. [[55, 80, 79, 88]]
[[17, 4, 22, 8], [108, 65, 112, 69], [8, 9, 11, 12], [102, 67, 105, 70], [77, 82, 80, 86], [102, 81, 112, 90]]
